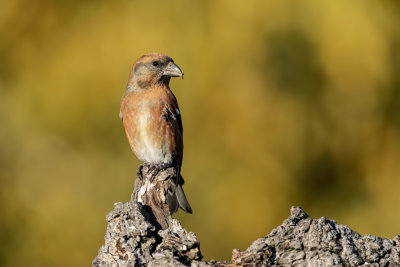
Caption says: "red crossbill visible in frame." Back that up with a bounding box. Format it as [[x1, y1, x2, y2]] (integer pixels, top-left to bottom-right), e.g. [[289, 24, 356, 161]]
[[120, 53, 192, 214]]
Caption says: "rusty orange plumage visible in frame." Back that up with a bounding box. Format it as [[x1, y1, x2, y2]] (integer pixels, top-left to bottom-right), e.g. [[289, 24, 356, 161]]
[[120, 53, 192, 214]]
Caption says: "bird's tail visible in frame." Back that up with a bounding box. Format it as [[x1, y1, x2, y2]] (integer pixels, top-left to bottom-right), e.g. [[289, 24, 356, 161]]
[[176, 178, 192, 214], [167, 175, 192, 214]]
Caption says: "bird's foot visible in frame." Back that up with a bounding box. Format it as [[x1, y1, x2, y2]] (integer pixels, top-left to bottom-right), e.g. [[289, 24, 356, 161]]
[[148, 163, 172, 182], [147, 165, 159, 182], [137, 164, 144, 180]]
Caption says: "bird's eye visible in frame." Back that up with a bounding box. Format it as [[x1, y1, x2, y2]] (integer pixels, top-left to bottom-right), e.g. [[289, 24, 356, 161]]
[[152, 61, 159, 66]]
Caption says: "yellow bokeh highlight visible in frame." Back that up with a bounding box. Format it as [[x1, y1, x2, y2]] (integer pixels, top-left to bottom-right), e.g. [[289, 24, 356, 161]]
[[1, 1, 400, 266]]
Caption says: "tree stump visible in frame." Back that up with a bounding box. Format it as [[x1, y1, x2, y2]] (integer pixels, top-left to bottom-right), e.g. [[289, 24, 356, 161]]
[[131, 165, 176, 230], [93, 167, 400, 266]]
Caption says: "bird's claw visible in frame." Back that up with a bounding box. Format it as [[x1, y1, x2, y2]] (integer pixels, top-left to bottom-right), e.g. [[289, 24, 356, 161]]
[[148, 165, 160, 182], [147, 163, 172, 182], [137, 164, 144, 180]]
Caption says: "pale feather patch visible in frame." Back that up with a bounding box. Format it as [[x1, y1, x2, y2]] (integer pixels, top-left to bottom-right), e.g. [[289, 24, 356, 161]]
[[137, 109, 164, 164]]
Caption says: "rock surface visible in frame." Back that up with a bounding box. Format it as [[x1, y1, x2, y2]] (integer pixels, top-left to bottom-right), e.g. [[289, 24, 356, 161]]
[[93, 204, 400, 266]]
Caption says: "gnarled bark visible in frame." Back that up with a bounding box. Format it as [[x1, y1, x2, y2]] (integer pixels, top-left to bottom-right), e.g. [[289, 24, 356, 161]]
[[93, 167, 400, 266]]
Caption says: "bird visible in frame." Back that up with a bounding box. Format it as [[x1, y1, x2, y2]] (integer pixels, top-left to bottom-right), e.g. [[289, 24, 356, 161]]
[[120, 53, 192, 215]]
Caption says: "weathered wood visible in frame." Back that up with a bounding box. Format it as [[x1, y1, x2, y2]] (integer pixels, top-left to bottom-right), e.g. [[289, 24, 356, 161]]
[[131, 165, 176, 229], [93, 167, 400, 266]]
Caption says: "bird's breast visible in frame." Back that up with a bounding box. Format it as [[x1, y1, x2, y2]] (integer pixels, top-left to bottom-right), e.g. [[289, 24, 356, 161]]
[[123, 101, 171, 165], [121, 87, 183, 166]]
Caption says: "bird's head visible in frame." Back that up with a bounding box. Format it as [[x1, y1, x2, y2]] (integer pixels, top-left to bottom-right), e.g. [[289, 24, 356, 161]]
[[127, 53, 183, 91]]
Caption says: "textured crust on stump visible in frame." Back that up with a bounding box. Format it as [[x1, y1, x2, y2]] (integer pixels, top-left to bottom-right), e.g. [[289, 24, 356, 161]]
[[131, 165, 175, 229], [93, 167, 400, 266]]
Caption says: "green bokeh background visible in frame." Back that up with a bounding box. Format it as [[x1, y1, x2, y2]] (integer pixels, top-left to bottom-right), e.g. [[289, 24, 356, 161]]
[[1, 0, 400, 266]]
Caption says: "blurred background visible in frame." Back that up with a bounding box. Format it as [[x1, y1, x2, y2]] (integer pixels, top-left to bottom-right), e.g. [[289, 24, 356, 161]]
[[1, 0, 400, 266]]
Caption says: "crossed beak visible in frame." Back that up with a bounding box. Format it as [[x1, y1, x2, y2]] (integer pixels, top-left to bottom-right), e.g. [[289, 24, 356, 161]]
[[163, 62, 184, 79]]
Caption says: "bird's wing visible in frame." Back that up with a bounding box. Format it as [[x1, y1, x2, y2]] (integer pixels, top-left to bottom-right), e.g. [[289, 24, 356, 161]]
[[175, 105, 183, 134], [160, 102, 183, 134], [172, 94, 183, 134]]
